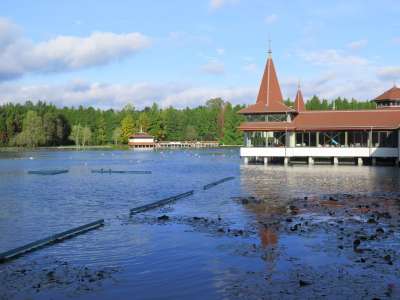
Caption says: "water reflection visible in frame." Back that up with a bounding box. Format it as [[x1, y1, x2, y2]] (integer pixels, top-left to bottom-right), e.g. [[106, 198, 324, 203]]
[[240, 164, 400, 201], [1, 150, 400, 299]]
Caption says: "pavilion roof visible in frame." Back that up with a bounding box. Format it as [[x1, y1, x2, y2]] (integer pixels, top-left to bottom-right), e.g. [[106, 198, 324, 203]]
[[294, 88, 305, 112], [374, 85, 400, 102], [239, 53, 294, 114], [239, 109, 400, 131]]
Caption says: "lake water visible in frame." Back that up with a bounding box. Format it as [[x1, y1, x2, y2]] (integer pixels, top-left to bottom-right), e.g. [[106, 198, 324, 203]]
[[0, 149, 399, 299]]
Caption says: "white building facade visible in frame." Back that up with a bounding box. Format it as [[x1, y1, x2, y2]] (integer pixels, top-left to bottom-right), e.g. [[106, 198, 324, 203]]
[[238, 52, 400, 166]]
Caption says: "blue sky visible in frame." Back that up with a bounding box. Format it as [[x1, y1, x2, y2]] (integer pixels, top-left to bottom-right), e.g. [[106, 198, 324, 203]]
[[0, 0, 399, 109]]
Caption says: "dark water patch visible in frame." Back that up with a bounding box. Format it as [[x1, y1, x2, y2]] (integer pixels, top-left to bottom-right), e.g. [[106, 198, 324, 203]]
[[126, 214, 256, 239], [0, 258, 118, 300]]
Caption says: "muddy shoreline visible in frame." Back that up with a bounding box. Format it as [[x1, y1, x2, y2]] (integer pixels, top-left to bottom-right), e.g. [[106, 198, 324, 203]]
[[1, 190, 400, 299]]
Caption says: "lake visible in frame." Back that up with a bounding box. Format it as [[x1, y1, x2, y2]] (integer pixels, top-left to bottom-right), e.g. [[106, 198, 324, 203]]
[[1, 149, 399, 299]]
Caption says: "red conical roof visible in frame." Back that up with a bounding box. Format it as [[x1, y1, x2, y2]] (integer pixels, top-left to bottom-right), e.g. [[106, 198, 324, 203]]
[[239, 53, 294, 114], [294, 88, 305, 112], [374, 85, 400, 102]]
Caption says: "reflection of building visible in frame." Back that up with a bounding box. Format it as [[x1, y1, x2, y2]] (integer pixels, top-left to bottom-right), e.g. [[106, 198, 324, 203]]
[[238, 50, 400, 166], [128, 133, 155, 150]]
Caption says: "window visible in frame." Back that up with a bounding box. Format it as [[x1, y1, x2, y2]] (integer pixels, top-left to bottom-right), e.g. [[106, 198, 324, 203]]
[[267, 132, 286, 147], [372, 131, 398, 147], [245, 114, 290, 122], [295, 132, 317, 147], [249, 132, 266, 147], [348, 131, 368, 147]]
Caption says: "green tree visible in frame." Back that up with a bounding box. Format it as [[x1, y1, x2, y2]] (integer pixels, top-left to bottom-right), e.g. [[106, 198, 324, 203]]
[[120, 115, 135, 143], [138, 113, 150, 132], [112, 127, 122, 145], [14, 111, 45, 147], [43, 112, 57, 145], [185, 125, 198, 140], [96, 116, 107, 145], [82, 126, 92, 146], [221, 103, 244, 145], [70, 124, 82, 147]]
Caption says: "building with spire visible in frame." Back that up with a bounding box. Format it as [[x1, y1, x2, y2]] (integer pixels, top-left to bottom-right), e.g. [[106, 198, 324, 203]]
[[238, 52, 400, 166]]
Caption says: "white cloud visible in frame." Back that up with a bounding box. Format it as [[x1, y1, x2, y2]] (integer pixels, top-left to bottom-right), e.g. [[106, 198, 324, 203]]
[[265, 14, 278, 24], [293, 46, 396, 101], [216, 48, 225, 55], [0, 18, 151, 81], [347, 39, 368, 50], [281, 75, 387, 102], [0, 80, 255, 109], [201, 60, 225, 75], [210, 0, 238, 10], [377, 66, 400, 81], [299, 49, 369, 66], [243, 63, 257, 72]]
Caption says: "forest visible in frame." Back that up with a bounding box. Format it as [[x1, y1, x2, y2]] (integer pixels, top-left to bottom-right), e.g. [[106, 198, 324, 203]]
[[0, 96, 376, 147]]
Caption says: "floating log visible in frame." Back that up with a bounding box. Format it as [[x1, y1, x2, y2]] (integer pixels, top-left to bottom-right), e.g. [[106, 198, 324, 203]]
[[28, 170, 69, 175], [91, 169, 151, 174], [130, 190, 194, 215], [203, 176, 235, 190], [0, 219, 104, 263]]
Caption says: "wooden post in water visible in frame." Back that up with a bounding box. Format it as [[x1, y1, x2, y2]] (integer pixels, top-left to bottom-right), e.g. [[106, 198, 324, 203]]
[[0, 219, 104, 263], [130, 191, 194, 215], [203, 177, 235, 190]]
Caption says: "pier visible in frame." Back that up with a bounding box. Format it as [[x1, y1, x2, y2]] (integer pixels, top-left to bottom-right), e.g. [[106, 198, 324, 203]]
[[156, 141, 219, 149]]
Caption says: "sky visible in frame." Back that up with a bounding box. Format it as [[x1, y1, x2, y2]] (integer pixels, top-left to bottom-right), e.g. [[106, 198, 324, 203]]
[[0, 0, 399, 109]]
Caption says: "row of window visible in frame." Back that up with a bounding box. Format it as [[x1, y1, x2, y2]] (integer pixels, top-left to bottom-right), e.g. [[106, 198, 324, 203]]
[[377, 101, 400, 107], [246, 131, 398, 148], [246, 114, 289, 122]]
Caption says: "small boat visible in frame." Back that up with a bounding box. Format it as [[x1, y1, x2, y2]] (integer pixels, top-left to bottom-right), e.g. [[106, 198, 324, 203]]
[[91, 169, 152, 174], [28, 169, 69, 175]]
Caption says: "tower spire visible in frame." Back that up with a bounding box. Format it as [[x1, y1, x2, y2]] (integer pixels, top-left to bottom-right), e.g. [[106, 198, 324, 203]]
[[294, 82, 305, 112], [268, 38, 272, 58]]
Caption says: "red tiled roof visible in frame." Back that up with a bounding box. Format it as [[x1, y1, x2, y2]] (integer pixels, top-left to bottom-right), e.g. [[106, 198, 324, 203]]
[[374, 86, 400, 102], [129, 133, 154, 138], [294, 89, 305, 112], [239, 110, 400, 131], [239, 55, 294, 114], [239, 101, 294, 114], [128, 142, 155, 145]]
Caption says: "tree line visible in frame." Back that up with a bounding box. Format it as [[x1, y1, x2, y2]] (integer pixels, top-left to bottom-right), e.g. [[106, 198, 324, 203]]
[[0, 96, 376, 148], [284, 96, 376, 110], [0, 98, 244, 147]]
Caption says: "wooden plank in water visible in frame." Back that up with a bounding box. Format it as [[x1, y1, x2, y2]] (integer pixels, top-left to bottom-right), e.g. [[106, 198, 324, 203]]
[[0, 219, 104, 263], [28, 170, 69, 175], [130, 190, 194, 215], [203, 177, 235, 190], [91, 169, 151, 174]]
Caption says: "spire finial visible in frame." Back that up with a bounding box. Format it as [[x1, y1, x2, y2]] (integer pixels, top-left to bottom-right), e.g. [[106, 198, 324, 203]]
[[297, 79, 301, 90], [268, 38, 272, 57], [393, 80, 397, 88]]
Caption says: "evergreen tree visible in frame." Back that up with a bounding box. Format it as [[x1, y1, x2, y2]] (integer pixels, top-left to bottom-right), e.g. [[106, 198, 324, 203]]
[[221, 103, 244, 145], [82, 126, 92, 146], [120, 115, 135, 143], [112, 127, 122, 145], [13, 111, 45, 147], [96, 116, 107, 145], [70, 125, 82, 147]]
